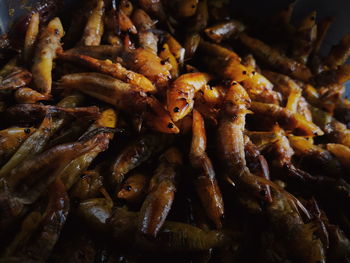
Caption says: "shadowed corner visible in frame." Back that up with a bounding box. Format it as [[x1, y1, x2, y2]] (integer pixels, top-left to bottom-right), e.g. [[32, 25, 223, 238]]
[[0, 0, 37, 35], [230, 0, 350, 98], [0, 0, 10, 35]]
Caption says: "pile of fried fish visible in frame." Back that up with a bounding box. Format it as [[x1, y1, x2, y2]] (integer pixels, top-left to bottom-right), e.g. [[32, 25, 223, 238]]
[[0, 0, 350, 262]]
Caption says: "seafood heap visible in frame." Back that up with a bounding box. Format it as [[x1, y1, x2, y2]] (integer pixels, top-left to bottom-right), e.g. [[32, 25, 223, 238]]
[[0, 0, 350, 262]]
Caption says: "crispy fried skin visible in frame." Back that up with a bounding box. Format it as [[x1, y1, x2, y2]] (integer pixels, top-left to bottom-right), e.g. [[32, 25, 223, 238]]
[[109, 207, 229, 252], [14, 88, 51, 103], [0, 134, 106, 231], [121, 48, 172, 89], [167, 72, 211, 122], [59, 73, 178, 133], [0, 67, 32, 91], [117, 173, 149, 203], [4, 179, 69, 262], [138, 148, 182, 236], [325, 32, 350, 69], [80, 0, 105, 46], [32, 17, 64, 95], [58, 52, 156, 93], [110, 133, 171, 187], [0, 127, 36, 166], [132, 9, 158, 53], [239, 33, 312, 81], [205, 20, 245, 43], [190, 110, 224, 228], [23, 12, 40, 65]]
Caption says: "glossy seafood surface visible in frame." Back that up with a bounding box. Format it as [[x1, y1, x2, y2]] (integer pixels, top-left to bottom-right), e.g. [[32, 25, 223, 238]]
[[0, 1, 350, 262]]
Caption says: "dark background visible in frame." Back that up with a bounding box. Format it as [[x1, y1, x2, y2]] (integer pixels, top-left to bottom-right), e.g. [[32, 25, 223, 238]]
[[231, 0, 350, 59]]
